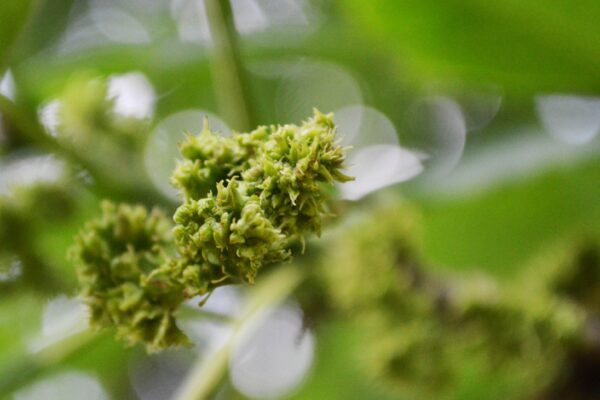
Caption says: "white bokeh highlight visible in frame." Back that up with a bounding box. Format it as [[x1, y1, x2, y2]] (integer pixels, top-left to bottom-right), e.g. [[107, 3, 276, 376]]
[[425, 126, 600, 196], [256, 0, 313, 29], [0, 70, 8, 142], [408, 96, 467, 177], [90, 6, 151, 44], [231, 0, 269, 35], [229, 303, 315, 399], [458, 85, 502, 132], [335, 105, 398, 148], [38, 72, 155, 139], [170, 0, 270, 44], [0, 255, 22, 282], [178, 286, 243, 354], [334, 106, 423, 201], [170, 0, 315, 44], [196, 285, 243, 318], [341, 145, 424, 201], [275, 60, 362, 124], [129, 349, 194, 400], [170, 0, 212, 44], [14, 372, 108, 400], [165, 289, 243, 400], [38, 100, 62, 137], [248, 0, 318, 44], [0, 154, 65, 196], [28, 295, 88, 352], [108, 72, 156, 119], [536, 95, 600, 145], [0, 70, 16, 101], [144, 109, 230, 200]]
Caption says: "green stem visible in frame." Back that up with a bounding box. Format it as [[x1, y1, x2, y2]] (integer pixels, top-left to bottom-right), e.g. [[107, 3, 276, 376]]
[[204, 0, 255, 131], [0, 94, 172, 208], [173, 264, 305, 400], [0, 0, 37, 72], [0, 329, 101, 395], [178, 304, 235, 324]]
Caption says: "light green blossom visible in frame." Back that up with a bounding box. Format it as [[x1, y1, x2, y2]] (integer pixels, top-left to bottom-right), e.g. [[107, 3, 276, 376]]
[[70, 202, 190, 351], [172, 109, 352, 288], [72, 110, 352, 350]]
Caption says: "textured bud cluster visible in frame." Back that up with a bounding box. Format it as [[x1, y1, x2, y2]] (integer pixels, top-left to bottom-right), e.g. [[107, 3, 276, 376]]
[[321, 202, 586, 399], [321, 203, 451, 395], [58, 75, 146, 146], [172, 110, 352, 289], [50, 75, 149, 187], [71, 110, 351, 350], [70, 202, 190, 351]]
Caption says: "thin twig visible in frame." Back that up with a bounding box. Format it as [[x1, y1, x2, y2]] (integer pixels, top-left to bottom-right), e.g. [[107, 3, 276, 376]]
[[0, 329, 102, 395], [0, 94, 172, 208], [178, 304, 235, 324], [173, 264, 304, 400], [204, 0, 255, 131]]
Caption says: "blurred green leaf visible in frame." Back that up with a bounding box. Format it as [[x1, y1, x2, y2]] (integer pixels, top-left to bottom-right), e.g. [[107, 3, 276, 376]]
[[0, 0, 36, 69], [0, 295, 43, 361], [11, 0, 75, 63], [340, 0, 600, 94], [289, 320, 396, 400], [419, 158, 600, 278]]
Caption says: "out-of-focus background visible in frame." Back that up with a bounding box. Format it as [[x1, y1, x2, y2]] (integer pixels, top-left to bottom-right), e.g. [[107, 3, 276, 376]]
[[1, 0, 599, 399]]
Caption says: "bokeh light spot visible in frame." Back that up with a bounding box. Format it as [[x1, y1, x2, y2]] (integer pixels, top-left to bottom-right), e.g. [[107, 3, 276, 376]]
[[144, 110, 229, 200], [407, 96, 466, 178], [108, 72, 156, 119], [536, 94, 600, 145], [229, 303, 315, 399], [14, 372, 108, 400], [275, 60, 362, 124]]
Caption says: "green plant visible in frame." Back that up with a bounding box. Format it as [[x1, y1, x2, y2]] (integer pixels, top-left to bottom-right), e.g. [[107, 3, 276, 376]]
[[70, 110, 352, 351], [319, 201, 596, 398], [1, 0, 599, 398]]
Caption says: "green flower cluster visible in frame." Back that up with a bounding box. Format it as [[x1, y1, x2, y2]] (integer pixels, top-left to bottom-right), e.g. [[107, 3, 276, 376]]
[[321, 202, 586, 399], [321, 203, 451, 395], [52, 74, 150, 188], [172, 109, 352, 289], [70, 202, 190, 351], [71, 110, 351, 350], [523, 237, 600, 311], [58, 74, 147, 146]]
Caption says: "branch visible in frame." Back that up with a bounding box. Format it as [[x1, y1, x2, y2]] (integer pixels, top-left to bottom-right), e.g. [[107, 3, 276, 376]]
[[0, 94, 172, 208], [173, 264, 304, 400], [0, 329, 102, 395], [204, 0, 255, 131]]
